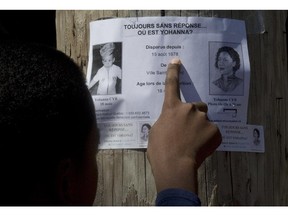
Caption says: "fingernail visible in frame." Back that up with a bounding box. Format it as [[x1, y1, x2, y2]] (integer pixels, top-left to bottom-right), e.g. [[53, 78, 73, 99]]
[[170, 58, 181, 65]]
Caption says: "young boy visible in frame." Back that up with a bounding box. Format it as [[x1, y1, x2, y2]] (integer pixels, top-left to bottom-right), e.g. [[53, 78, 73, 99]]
[[0, 40, 99, 205], [88, 42, 122, 95], [0, 40, 221, 206]]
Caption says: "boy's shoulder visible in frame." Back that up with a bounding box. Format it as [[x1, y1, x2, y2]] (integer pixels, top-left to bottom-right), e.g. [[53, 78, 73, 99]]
[[112, 64, 122, 70]]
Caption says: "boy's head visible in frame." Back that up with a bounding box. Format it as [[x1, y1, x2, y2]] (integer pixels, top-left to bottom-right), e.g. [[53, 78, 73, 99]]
[[0, 40, 99, 205], [100, 43, 115, 68]]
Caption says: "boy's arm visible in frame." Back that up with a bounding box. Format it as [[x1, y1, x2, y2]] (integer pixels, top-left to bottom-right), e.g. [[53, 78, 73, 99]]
[[147, 58, 222, 205]]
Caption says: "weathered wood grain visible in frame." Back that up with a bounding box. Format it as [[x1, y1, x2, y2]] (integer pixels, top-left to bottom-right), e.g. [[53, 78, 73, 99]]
[[56, 10, 288, 206]]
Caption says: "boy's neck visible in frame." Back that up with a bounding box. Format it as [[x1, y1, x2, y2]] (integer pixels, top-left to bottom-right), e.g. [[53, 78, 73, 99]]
[[105, 66, 112, 72]]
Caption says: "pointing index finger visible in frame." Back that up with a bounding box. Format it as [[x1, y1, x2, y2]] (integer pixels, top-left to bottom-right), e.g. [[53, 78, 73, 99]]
[[163, 58, 182, 109]]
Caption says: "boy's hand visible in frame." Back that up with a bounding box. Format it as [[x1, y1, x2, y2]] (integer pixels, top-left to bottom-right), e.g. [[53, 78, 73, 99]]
[[147, 58, 222, 193]]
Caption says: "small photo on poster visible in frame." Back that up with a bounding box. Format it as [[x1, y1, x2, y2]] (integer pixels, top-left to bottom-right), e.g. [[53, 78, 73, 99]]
[[209, 42, 244, 96], [88, 42, 122, 95], [139, 122, 152, 143]]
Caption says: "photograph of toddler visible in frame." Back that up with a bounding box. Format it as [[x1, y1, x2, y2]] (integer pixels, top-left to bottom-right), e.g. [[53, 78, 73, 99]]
[[89, 42, 122, 95]]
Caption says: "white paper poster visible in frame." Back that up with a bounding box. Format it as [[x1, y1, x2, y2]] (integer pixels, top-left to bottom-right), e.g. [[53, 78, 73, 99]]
[[216, 123, 265, 153], [86, 16, 261, 152]]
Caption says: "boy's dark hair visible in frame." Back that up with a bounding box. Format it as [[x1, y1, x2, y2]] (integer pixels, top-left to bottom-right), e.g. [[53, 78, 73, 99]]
[[0, 40, 97, 205]]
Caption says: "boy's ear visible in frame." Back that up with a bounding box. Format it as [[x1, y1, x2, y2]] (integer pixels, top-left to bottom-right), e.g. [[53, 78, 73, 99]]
[[113, 57, 115, 63], [56, 158, 78, 205]]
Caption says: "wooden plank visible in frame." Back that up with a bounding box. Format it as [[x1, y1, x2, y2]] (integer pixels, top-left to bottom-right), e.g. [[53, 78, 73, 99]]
[[198, 10, 213, 17], [179, 10, 199, 17], [267, 10, 288, 205], [144, 152, 157, 205], [231, 10, 288, 205], [214, 152, 234, 205], [164, 10, 181, 16], [101, 150, 114, 205], [258, 11, 288, 205], [122, 149, 147, 205], [212, 11, 232, 18], [93, 148, 103, 206], [112, 150, 123, 206], [245, 29, 266, 205], [279, 10, 288, 205]]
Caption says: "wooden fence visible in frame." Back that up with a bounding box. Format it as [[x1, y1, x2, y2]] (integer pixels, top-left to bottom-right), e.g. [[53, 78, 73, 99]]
[[56, 10, 288, 206]]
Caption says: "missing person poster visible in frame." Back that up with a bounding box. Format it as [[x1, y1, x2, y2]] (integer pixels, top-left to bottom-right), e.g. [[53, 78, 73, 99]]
[[86, 16, 263, 152]]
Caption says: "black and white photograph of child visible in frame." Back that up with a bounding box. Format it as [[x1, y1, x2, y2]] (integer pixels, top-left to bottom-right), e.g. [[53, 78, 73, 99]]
[[209, 42, 244, 96], [89, 42, 122, 95]]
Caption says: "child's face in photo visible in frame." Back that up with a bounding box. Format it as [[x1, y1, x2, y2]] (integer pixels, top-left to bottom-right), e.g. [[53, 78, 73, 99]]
[[102, 54, 115, 68]]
